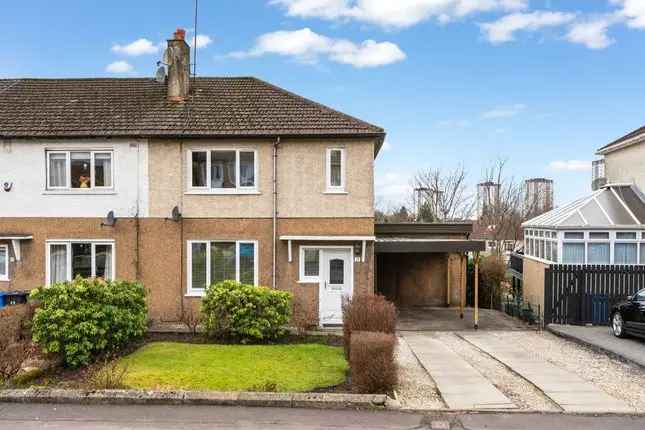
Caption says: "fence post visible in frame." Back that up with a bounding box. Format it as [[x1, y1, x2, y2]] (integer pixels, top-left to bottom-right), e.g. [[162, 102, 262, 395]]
[[544, 266, 552, 325]]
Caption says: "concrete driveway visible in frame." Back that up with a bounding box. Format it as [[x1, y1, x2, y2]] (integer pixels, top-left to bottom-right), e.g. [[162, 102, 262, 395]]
[[548, 324, 645, 368], [397, 307, 529, 331]]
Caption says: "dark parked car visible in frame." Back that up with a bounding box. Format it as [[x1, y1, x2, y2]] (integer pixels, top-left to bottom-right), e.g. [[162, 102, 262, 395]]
[[611, 289, 645, 338]]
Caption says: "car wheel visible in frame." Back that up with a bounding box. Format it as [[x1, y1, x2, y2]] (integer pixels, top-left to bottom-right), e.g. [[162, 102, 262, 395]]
[[612, 312, 626, 338]]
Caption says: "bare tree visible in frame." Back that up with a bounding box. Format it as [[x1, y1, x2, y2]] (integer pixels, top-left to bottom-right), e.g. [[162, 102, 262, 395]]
[[477, 159, 525, 255], [412, 165, 475, 222]]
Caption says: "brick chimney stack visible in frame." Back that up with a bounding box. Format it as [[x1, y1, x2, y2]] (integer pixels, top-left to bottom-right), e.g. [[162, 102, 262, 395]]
[[166, 28, 190, 102]]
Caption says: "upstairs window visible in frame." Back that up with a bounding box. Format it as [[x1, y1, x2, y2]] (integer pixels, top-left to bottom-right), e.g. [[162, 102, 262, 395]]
[[46, 151, 113, 190], [190, 149, 256, 192], [326, 148, 345, 192]]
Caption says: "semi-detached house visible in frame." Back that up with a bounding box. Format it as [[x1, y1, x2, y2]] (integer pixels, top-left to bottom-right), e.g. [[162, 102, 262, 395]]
[[0, 29, 384, 325]]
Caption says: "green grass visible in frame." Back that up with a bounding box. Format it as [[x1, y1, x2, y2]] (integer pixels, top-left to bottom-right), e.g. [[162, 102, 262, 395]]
[[115, 342, 348, 392]]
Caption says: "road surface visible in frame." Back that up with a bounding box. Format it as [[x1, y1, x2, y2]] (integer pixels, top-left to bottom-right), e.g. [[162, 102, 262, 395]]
[[1, 403, 644, 429]]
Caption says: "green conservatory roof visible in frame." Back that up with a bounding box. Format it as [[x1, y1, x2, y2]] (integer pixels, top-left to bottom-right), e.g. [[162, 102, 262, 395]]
[[523, 184, 645, 229]]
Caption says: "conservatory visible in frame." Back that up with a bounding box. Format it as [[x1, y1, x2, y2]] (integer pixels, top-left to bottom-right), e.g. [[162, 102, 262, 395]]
[[522, 184, 645, 265]]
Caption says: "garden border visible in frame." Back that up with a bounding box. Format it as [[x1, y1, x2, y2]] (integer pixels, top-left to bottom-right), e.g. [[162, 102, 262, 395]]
[[0, 388, 391, 410]]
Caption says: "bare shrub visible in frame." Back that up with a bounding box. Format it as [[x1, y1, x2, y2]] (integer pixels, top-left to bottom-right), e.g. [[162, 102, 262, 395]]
[[291, 295, 318, 335], [0, 304, 36, 380], [342, 294, 397, 357], [87, 358, 129, 390], [350, 331, 397, 394], [1, 342, 31, 380], [180, 305, 201, 335], [479, 255, 507, 309]]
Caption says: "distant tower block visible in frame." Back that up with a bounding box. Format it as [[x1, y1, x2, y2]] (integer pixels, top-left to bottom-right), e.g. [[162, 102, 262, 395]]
[[524, 178, 554, 218], [477, 181, 500, 218]]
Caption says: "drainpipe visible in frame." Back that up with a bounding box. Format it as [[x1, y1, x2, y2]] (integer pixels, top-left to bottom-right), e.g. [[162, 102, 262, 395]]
[[272, 137, 281, 289]]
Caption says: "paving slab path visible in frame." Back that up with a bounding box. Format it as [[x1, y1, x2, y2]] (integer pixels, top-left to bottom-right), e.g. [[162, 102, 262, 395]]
[[402, 334, 516, 410], [461, 333, 634, 413]]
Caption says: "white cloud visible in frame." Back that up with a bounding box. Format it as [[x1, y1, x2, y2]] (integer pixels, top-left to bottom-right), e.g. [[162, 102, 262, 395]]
[[105, 61, 134, 74], [111, 38, 160, 56], [381, 141, 393, 151], [375, 170, 412, 205], [548, 160, 591, 172], [611, 0, 645, 29], [271, 0, 528, 28], [229, 28, 405, 68], [566, 17, 616, 50], [191, 34, 213, 48], [481, 103, 526, 119], [480, 11, 576, 44]]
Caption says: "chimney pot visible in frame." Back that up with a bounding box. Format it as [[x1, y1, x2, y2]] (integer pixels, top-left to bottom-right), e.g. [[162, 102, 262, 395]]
[[174, 28, 186, 40]]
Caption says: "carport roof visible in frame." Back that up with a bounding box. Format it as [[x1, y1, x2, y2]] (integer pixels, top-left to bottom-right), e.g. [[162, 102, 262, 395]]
[[375, 237, 485, 253]]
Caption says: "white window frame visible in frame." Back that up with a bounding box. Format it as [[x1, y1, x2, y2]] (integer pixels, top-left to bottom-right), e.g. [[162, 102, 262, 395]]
[[561, 231, 586, 265], [586, 231, 611, 265], [325, 147, 346, 193], [186, 149, 258, 194], [614, 231, 639, 265], [45, 150, 114, 191], [45, 240, 115, 285], [186, 240, 259, 297], [299, 246, 321, 283], [0, 245, 9, 281]]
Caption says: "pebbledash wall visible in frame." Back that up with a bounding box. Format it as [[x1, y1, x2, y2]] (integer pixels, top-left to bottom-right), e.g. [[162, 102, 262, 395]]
[[0, 137, 376, 323]]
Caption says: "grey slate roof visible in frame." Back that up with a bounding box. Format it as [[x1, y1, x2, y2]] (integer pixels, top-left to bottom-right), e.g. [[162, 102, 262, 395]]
[[0, 77, 384, 140], [597, 125, 645, 154], [523, 184, 645, 229]]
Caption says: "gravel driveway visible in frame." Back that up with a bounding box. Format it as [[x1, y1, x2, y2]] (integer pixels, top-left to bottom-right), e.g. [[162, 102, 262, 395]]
[[395, 330, 645, 412]]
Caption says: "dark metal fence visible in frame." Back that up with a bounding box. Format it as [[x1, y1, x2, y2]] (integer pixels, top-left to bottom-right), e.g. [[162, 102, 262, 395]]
[[544, 264, 645, 325]]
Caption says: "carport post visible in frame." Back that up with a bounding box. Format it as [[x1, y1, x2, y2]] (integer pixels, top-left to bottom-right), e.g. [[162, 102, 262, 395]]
[[474, 251, 480, 330], [446, 254, 451, 306], [460, 253, 466, 319]]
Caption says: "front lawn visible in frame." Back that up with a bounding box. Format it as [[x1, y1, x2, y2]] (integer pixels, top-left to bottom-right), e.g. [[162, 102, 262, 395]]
[[115, 342, 348, 392]]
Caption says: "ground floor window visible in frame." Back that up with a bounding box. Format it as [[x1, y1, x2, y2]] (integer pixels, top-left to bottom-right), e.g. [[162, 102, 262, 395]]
[[47, 240, 114, 284], [188, 240, 257, 296], [0, 245, 8, 281], [299, 247, 321, 282]]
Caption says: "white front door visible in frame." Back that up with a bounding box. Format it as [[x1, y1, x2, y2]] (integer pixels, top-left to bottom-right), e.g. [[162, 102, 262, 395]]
[[319, 249, 353, 326]]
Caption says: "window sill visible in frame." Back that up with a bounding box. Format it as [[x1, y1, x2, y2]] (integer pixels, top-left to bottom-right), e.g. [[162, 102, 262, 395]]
[[185, 190, 261, 196], [323, 190, 348, 195], [42, 190, 116, 196], [0, 278, 9, 282], [297, 280, 320, 284], [185, 292, 205, 298]]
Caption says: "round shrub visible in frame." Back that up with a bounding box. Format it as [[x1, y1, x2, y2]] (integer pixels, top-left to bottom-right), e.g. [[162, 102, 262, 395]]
[[201, 280, 292, 343], [30, 277, 147, 368]]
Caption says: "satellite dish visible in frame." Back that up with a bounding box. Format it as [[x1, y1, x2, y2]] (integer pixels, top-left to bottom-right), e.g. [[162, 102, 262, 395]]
[[102, 210, 117, 227], [171, 206, 182, 222], [155, 65, 166, 83]]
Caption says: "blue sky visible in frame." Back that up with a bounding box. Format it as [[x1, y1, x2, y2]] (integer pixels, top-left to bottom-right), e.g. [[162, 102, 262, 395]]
[[2, 0, 645, 209]]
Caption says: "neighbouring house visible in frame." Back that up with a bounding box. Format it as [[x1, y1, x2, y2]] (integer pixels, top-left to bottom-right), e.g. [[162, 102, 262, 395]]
[[596, 125, 645, 191], [515, 125, 645, 324], [0, 28, 384, 326]]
